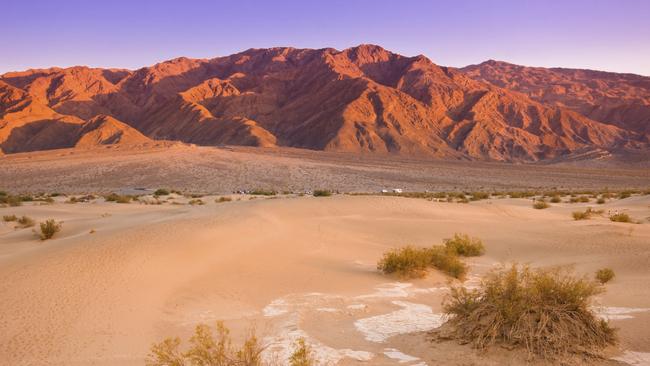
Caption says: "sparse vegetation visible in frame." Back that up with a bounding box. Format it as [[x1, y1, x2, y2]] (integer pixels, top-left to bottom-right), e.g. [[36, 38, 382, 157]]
[[3, 214, 17, 222], [595, 268, 615, 284], [17, 215, 35, 228], [289, 338, 315, 366], [610, 213, 632, 223], [377, 234, 485, 279], [533, 200, 549, 209], [104, 193, 132, 204], [596, 197, 606, 204], [188, 199, 205, 205], [618, 191, 632, 199], [444, 233, 485, 257], [39, 219, 61, 240], [216, 196, 232, 203], [572, 207, 602, 220], [154, 188, 170, 196], [250, 189, 276, 196], [313, 189, 332, 197], [145, 322, 264, 366], [439, 264, 617, 360], [549, 195, 561, 203], [377, 246, 432, 279]]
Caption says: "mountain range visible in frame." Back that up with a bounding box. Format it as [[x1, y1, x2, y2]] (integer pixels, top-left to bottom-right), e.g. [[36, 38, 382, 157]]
[[1, 44, 648, 161]]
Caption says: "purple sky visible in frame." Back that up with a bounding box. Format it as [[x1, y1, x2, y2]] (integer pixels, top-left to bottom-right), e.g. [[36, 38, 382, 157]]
[[2, 0, 649, 75]]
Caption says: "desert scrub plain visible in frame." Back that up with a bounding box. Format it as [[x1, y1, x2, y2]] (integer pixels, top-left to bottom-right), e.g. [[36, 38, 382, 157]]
[[0, 187, 649, 365]]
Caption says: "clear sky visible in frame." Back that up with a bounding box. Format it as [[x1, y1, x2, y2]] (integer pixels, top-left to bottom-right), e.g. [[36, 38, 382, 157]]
[[2, 0, 649, 75]]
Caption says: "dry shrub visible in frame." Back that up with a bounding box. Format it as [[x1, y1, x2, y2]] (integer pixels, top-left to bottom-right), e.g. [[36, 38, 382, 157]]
[[572, 207, 603, 220], [250, 189, 276, 196], [377, 240, 476, 280], [189, 199, 205, 205], [533, 200, 549, 209], [105, 193, 132, 203], [39, 219, 61, 240], [596, 198, 606, 204], [609, 213, 632, 223], [17, 215, 35, 228], [154, 188, 170, 196], [3, 214, 17, 222], [595, 268, 615, 284], [146, 322, 264, 366], [429, 246, 468, 279], [216, 196, 233, 203], [549, 196, 561, 203], [289, 338, 315, 366], [377, 246, 432, 278], [440, 265, 617, 360], [444, 233, 485, 257], [312, 189, 332, 197]]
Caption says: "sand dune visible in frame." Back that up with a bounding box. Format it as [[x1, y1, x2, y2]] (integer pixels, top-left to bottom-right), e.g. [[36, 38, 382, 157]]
[[1, 194, 649, 365]]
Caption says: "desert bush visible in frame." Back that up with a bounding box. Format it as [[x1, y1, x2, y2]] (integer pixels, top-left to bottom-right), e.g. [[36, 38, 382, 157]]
[[596, 198, 606, 204], [549, 195, 561, 203], [377, 244, 470, 280], [595, 268, 615, 284], [572, 207, 603, 220], [456, 197, 469, 204], [470, 192, 490, 201], [429, 246, 468, 279], [0, 195, 23, 207], [154, 188, 170, 196], [66, 196, 79, 204], [216, 196, 232, 203], [39, 219, 61, 240], [3, 214, 17, 222], [146, 322, 264, 366], [313, 189, 332, 197], [289, 338, 315, 366], [17, 215, 35, 228], [189, 199, 205, 205], [610, 213, 632, 223], [572, 211, 589, 220], [250, 189, 276, 196], [444, 233, 485, 257], [578, 196, 590, 203], [440, 264, 617, 360], [618, 191, 632, 199], [377, 246, 432, 278], [19, 195, 34, 202], [104, 193, 132, 203], [533, 200, 549, 209]]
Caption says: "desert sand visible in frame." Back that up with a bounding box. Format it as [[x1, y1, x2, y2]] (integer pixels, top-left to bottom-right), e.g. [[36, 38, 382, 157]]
[[1, 193, 649, 365]]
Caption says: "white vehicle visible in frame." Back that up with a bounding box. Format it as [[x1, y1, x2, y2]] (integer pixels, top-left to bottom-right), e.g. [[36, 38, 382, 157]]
[[392, 188, 403, 193]]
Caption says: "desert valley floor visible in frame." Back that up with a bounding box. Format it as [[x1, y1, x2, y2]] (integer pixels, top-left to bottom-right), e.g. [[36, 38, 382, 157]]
[[1, 183, 649, 365]]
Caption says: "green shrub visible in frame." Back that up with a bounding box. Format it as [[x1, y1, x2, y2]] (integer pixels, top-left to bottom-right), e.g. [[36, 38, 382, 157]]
[[313, 189, 332, 197], [3, 214, 17, 222], [444, 233, 485, 257], [533, 200, 549, 209], [216, 196, 232, 203], [440, 265, 617, 359], [39, 219, 61, 240], [154, 188, 170, 196], [146, 322, 263, 366], [289, 338, 315, 366], [610, 213, 632, 223], [377, 246, 432, 279], [549, 196, 561, 203], [595, 268, 615, 284]]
